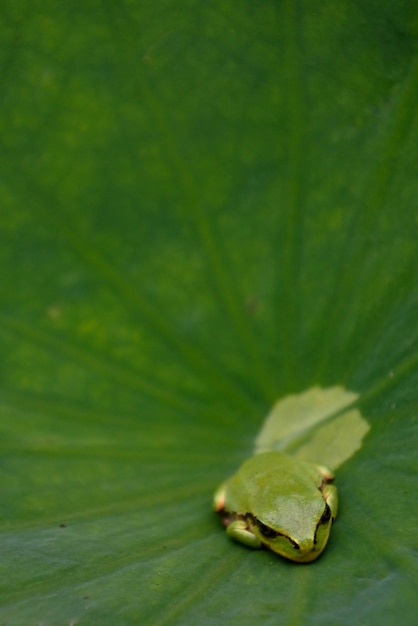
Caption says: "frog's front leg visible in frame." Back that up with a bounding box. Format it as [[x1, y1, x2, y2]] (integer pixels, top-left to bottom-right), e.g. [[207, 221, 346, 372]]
[[214, 483, 262, 549], [226, 519, 263, 549]]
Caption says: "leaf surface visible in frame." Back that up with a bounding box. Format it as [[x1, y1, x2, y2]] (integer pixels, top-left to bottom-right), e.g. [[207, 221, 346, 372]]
[[1, 1, 418, 625]]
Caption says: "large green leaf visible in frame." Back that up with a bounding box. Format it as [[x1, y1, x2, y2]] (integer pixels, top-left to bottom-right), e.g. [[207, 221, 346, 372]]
[[1, 1, 417, 624]]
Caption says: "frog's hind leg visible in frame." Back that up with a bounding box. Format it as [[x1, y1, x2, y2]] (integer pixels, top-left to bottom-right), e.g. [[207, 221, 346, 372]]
[[213, 481, 227, 512], [322, 484, 338, 519], [317, 464, 335, 482]]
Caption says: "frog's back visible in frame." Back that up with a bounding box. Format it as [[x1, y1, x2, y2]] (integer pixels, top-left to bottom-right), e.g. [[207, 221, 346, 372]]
[[225, 451, 323, 518]]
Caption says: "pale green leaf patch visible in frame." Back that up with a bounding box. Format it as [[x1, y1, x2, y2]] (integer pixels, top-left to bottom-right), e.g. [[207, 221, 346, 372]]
[[255, 386, 370, 470]]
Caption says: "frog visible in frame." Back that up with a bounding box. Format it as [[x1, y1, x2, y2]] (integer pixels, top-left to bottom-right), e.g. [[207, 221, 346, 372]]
[[213, 451, 338, 562]]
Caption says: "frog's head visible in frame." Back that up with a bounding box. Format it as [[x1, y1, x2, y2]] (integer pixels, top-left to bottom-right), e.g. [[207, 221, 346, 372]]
[[248, 497, 333, 563]]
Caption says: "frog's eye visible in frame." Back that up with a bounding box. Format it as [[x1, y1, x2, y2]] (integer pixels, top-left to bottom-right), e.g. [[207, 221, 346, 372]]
[[320, 503, 331, 524], [256, 520, 279, 539]]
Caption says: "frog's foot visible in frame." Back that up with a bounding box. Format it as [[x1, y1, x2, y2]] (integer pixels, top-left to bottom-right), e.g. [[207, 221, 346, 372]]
[[226, 519, 263, 550], [322, 484, 338, 520]]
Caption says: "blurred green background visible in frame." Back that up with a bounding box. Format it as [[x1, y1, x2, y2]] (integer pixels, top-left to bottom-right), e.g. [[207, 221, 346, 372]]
[[1, 1, 417, 624]]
